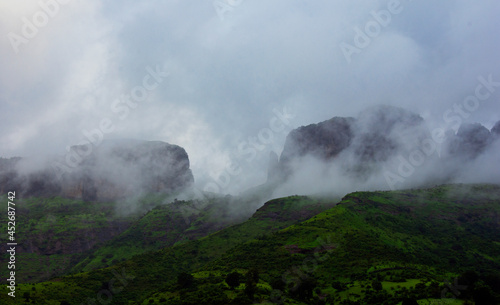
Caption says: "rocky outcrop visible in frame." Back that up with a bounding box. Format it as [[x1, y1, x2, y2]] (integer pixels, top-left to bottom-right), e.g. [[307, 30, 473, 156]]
[[267, 151, 280, 183], [492, 120, 500, 138], [269, 105, 499, 187], [0, 140, 194, 201], [444, 123, 492, 159], [273, 105, 429, 181], [350, 105, 426, 163], [280, 116, 355, 163]]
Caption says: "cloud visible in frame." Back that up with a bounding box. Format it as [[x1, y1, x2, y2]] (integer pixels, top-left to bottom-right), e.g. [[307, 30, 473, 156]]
[[0, 0, 499, 195]]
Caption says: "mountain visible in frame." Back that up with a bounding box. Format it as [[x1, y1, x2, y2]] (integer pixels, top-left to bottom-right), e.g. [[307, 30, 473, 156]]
[[1, 107, 499, 304], [444, 123, 494, 159], [269, 105, 500, 191], [271, 105, 430, 182], [67, 193, 261, 274], [0, 194, 336, 304], [3, 184, 499, 304], [0, 191, 263, 284], [0, 140, 194, 201], [280, 116, 355, 164]]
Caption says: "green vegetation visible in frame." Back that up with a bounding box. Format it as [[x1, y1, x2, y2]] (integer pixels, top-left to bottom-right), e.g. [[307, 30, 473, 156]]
[[1, 184, 499, 304], [0, 196, 134, 283], [0, 193, 255, 282]]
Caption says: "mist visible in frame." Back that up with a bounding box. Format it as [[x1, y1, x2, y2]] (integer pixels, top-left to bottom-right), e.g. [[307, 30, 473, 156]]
[[271, 106, 500, 200], [1, 0, 499, 197]]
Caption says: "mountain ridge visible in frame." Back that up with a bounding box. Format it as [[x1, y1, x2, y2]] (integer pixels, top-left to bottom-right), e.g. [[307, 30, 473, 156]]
[[0, 139, 194, 201], [2, 184, 499, 304]]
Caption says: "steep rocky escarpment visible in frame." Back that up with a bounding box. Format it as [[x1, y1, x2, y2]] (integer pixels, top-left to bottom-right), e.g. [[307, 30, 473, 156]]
[[268, 105, 499, 187], [0, 140, 194, 201], [443, 123, 493, 159], [272, 105, 429, 181], [490, 120, 500, 138], [279, 116, 355, 163]]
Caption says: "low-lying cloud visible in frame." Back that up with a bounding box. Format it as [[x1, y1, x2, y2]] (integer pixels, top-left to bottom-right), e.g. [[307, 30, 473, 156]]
[[1, 0, 499, 196], [271, 105, 500, 199]]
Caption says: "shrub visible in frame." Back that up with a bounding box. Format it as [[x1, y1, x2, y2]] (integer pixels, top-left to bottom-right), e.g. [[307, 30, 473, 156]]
[[225, 272, 240, 290]]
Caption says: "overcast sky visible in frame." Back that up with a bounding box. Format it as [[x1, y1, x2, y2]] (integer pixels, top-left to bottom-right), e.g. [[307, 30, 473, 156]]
[[1, 0, 499, 193]]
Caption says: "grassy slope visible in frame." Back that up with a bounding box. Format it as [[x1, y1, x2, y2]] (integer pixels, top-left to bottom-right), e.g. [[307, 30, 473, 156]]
[[2, 184, 500, 304], [0, 195, 136, 283], [0, 193, 255, 283], [0, 196, 335, 304], [192, 184, 499, 304], [140, 184, 500, 304], [68, 195, 249, 273]]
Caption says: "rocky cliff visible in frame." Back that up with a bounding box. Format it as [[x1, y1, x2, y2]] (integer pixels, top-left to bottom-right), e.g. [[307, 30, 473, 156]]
[[444, 123, 493, 160], [269, 105, 499, 186], [272, 105, 430, 181], [0, 140, 194, 201], [491, 120, 500, 138]]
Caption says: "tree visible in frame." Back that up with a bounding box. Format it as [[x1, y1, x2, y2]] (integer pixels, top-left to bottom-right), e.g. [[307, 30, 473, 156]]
[[401, 298, 418, 305], [291, 277, 317, 301], [332, 281, 347, 291], [372, 280, 383, 291], [247, 268, 259, 283], [245, 279, 257, 300], [473, 282, 496, 305], [271, 277, 286, 291], [181, 284, 229, 305], [177, 272, 194, 289], [245, 269, 259, 300], [225, 272, 240, 290]]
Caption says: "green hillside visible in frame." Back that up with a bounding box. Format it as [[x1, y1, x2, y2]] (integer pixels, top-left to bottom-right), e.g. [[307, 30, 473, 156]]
[[68, 194, 251, 273], [2, 184, 499, 304], [193, 184, 500, 304], [0, 192, 260, 283], [0, 196, 136, 283]]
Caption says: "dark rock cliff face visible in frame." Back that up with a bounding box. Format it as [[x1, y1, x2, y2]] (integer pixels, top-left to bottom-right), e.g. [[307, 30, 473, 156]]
[[492, 120, 500, 138], [0, 140, 194, 201], [272, 105, 429, 181], [275, 116, 355, 180], [267, 151, 280, 182], [350, 105, 426, 163], [269, 105, 498, 185], [280, 117, 355, 163], [444, 123, 493, 159]]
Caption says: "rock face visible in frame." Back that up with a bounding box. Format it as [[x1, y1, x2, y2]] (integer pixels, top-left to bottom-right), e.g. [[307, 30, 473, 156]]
[[267, 151, 280, 183], [350, 105, 426, 163], [273, 105, 429, 180], [0, 140, 194, 201], [270, 105, 499, 186], [280, 117, 355, 163], [492, 120, 500, 138], [444, 123, 492, 159], [275, 117, 355, 180]]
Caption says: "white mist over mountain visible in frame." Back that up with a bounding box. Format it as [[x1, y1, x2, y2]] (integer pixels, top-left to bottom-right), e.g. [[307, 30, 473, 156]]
[[1, 0, 499, 195]]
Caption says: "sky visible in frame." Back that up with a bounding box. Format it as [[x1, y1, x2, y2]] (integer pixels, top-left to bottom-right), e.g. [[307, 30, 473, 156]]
[[1, 0, 499, 194]]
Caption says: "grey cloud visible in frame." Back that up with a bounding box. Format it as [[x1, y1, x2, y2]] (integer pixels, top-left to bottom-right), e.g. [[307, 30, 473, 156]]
[[0, 0, 499, 195]]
